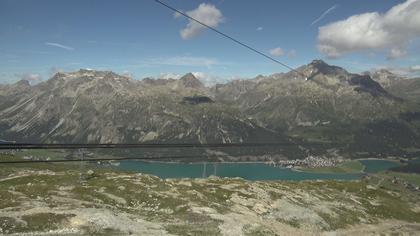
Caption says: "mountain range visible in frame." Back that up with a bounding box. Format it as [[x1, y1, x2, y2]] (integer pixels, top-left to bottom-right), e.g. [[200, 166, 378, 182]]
[[1, 60, 420, 159]]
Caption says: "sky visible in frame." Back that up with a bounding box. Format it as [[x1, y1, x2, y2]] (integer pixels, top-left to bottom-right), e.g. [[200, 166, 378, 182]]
[[0, 0, 420, 84]]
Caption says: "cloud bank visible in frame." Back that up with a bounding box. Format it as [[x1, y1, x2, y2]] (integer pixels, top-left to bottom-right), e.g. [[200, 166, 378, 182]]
[[158, 73, 182, 80], [176, 3, 224, 40], [269, 48, 297, 58], [317, 0, 420, 59]]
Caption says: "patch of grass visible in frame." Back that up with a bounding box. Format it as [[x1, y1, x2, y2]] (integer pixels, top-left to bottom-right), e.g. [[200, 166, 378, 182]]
[[315, 180, 420, 224], [317, 208, 364, 230], [363, 194, 420, 222], [0, 190, 20, 209], [3, 213, 76, 233], [165, 219, 221, 236], [185, 182, 235, 213], [268, 190, 284, 200], [9, 173, 76, 198], [302, 160, 364, 174], [341, 161, 364, 172], [386, 172, 420, 185], [17, 149, 67, 158], [79, 226, 125, 236], [277, 218, 301, 228], [0, 217, 21, 234], [22, 213, 73, 230], [243, 224, 277, 236]]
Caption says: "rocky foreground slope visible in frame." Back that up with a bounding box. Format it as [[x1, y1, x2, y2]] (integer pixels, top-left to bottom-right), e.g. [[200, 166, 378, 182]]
[[1, 60, 420, 158], [0, 162, 420, 235]]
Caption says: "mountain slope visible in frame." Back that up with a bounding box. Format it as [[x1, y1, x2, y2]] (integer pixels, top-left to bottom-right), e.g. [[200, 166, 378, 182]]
[[216, 60, 404, 130], [215, 60, 420, 156], [0, 70, 288, 146], [388, 77, 420, 103], [365, 69, 405, 88], [1, 61, 420, 158]]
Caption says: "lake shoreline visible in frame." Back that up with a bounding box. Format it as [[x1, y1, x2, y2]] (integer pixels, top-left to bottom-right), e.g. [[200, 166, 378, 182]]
[[113, 159, 363, 180]]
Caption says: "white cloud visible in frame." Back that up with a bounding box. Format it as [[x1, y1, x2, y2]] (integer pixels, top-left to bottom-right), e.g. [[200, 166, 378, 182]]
[[192, 72, 225, 86], [311, 4, 338, 26], [173, 11, 182, 18], [158, 73, 181, 80], [269, 47, 284, 57], [176, 3, 224, 40], [317, 0, 420, 59], [256, 26, 263, 31], [45, 42, 74, 51]]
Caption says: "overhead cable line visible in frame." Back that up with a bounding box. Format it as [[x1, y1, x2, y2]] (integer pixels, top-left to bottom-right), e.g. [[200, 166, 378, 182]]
[[0, 155, 213, 164], [0, 142, 337, 150], [152, 0, 307, 79]]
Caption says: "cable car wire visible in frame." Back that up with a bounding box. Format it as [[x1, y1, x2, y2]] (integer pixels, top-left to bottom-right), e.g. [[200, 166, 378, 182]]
[[152, 0, 307, 79]]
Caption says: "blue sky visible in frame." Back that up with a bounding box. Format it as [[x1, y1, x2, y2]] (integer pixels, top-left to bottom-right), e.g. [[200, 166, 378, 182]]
[[1, 0, 419, 84]]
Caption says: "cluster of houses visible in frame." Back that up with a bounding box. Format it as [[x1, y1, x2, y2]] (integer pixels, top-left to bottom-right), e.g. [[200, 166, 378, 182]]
[[268, 155, 341, 168], [23, 155, 51, 161]]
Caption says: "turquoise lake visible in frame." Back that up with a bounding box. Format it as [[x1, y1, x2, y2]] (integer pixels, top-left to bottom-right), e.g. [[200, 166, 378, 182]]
[[359, 159, 401, 173], [117, 161, 361, 180], [115, 158, 407, 180]]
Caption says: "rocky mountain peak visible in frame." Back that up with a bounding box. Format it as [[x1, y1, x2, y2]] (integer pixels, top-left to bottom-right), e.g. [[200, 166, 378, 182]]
[[280, 59, 350, 83], [75, 69, 115, 78], [51, 72, 68, 80], [375, 69, 394, 75], [309, 59, 328, 67], [142, 77, 175, 86], [369, 69, 403, 79], [58, 69, 127, 83], [0, 79, 31, 96], [306, 59, 348, 77], [179, 73, 204, 88], [15, 79, 31, 87], [348, 74, 393, 98], [103, 71, 121, 79], [365, 69, 405, 88], [78, 68, 94, 73]]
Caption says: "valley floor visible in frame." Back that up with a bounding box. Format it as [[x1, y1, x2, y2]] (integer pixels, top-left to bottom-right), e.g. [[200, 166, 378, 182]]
[[0, 161, 420, 236]]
